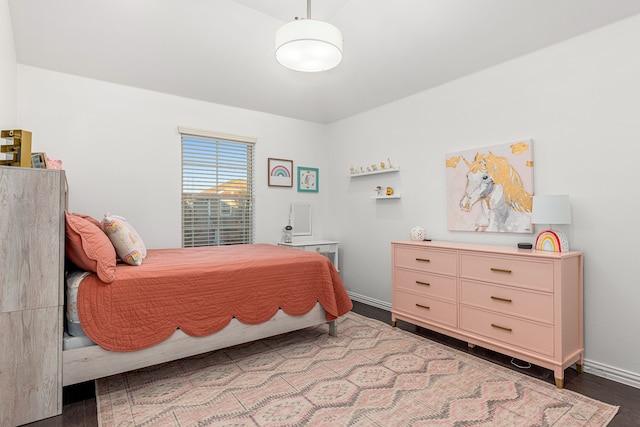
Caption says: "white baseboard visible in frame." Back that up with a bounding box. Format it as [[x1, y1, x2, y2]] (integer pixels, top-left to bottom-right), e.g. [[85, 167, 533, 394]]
[[348, 291, 391, 311], [348, 292, 640, 390], [583, 359, 640, 389]]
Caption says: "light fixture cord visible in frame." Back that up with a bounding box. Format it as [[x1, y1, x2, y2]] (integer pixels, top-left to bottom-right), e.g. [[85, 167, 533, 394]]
[[307, 0, 311, 19]]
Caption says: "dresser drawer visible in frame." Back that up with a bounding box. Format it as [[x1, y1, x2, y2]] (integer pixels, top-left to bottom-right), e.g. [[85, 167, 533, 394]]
[[460, 306, 553, 356], [303, 244, 336, 254], [394, 246, 457, 276], [460, 253, 554, 292], [394, 290, 457, 327], [460, 280, 553, 324], [394, 269, 456, 301]]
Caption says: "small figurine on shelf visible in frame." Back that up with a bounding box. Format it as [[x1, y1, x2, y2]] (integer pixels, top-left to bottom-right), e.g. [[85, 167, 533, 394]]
[[350, 165, 356, 175], [380, 161, 386, 169], [386, 187, 394, 196], [376, 186, 383, 196]]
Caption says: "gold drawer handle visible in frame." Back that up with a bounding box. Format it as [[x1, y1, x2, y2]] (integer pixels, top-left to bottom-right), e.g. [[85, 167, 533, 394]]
[[416, 304, 430, 310], [490, 267, 512, 274], [491, 323, 512, 332], [491, 296, 512, 303], [416, 258, 431, 263], [416, 281, 430, 286]]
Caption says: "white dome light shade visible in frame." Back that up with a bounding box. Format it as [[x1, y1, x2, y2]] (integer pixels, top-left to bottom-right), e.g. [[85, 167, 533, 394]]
[[275, 19, 343, 72]]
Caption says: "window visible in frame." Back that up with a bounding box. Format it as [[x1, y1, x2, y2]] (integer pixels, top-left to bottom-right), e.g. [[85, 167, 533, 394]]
[[180, 127, 255, 247]]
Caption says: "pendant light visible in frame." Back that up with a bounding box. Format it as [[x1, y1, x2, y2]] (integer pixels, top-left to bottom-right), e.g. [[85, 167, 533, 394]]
[[275, 0, 343, 72]]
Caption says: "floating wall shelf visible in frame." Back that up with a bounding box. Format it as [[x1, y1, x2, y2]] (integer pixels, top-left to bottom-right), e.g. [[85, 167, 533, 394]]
[[348, 167, 399, 178], [372, 195, 401, 200]]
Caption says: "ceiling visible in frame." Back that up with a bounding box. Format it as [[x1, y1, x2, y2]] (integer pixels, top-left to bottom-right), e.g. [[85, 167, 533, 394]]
[[8, 0, 640, 123]]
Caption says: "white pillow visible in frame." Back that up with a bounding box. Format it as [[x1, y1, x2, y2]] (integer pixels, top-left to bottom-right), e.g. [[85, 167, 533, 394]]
[[101, 213, 147, 266], [65, 270, 91, 336]]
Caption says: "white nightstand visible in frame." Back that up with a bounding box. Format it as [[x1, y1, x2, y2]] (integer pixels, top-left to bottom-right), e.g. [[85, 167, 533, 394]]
[[278, 240, 339, 272]]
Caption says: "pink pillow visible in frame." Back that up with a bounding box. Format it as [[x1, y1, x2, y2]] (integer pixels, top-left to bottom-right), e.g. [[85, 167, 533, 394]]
[[73, 213, 102, 229], [65, 212, 117, 283]]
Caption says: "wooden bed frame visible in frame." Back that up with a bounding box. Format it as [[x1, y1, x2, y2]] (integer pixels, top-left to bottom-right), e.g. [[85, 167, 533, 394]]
[[63, 303, 336, 386]]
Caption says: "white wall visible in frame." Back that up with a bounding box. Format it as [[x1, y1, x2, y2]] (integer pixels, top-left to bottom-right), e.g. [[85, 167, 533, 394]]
[[16, 67, 331, 248], [327, 14, 640, 387], [0, 0, 16, 128]]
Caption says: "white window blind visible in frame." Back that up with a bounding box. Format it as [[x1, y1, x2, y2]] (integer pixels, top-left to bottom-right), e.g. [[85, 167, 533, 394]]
[[180, 129, 255, 247]]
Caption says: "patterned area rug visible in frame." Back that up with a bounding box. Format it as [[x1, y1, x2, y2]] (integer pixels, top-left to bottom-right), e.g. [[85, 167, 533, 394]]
[[96, 312, 618, 426]]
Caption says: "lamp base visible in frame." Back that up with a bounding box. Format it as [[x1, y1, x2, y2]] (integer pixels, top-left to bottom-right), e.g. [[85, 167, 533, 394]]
[[535, 230, 569, 252]]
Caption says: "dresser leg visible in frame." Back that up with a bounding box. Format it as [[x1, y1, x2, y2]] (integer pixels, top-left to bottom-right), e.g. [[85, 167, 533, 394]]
[[576, 363, 584, 374], [555, 378, 564, 388], [391, 320, 396, 327]]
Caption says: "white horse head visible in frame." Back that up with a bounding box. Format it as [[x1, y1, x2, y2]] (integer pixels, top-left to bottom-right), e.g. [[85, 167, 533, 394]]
[[459, 152, 532, 232]]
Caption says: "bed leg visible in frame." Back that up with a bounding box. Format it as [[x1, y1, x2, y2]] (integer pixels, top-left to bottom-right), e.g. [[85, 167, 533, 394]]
[[328, 320, 337, 337]]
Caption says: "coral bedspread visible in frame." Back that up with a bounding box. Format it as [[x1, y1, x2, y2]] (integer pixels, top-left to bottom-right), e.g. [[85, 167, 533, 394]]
[[77, 244, 352, 352]]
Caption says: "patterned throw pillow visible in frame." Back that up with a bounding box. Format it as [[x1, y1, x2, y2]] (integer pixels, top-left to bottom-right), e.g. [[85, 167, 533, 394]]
[[101, 214, 147, 266]]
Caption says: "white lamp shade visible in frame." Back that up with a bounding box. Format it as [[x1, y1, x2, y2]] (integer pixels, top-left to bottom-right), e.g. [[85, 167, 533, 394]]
[[531, 195, 571, 225], [275, 19, 343, 72]]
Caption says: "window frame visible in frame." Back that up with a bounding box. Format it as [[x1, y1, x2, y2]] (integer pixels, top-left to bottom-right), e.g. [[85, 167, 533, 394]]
[[179, 127, 256, 247]]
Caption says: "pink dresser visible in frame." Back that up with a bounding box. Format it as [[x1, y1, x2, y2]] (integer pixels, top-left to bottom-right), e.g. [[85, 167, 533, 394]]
[[391, 240, 584, 388]]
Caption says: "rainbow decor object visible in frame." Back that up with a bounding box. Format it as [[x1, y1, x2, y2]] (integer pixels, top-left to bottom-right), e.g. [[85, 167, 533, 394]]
[[535, 230, 569, 252], [270, 165, 291, 177], [268, 158, 293, 187]]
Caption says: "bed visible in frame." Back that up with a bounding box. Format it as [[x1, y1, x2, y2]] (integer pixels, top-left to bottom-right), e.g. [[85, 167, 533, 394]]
[[62, 242, 352, 386]]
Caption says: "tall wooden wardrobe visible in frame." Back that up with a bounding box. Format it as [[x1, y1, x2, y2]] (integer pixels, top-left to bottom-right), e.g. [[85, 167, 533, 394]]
[[0, 166, 66, 426]]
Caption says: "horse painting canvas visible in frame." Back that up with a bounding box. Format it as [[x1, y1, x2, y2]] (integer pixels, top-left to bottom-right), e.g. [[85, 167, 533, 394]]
[[446, 140, 534, 233]]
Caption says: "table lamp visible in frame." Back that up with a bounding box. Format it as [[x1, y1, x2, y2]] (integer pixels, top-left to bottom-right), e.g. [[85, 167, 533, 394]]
[[531, 195, 571, 252]]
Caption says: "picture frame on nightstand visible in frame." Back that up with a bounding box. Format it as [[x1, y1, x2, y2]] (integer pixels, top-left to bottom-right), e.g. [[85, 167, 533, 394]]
[[31, 152, 48, 169]]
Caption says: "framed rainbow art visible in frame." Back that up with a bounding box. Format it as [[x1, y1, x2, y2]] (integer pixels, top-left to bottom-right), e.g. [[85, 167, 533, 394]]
[[268, 158, 293, 187]]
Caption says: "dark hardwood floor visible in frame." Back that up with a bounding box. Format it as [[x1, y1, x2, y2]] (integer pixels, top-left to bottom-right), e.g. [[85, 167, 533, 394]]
[[25, 300, 639, 426]]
